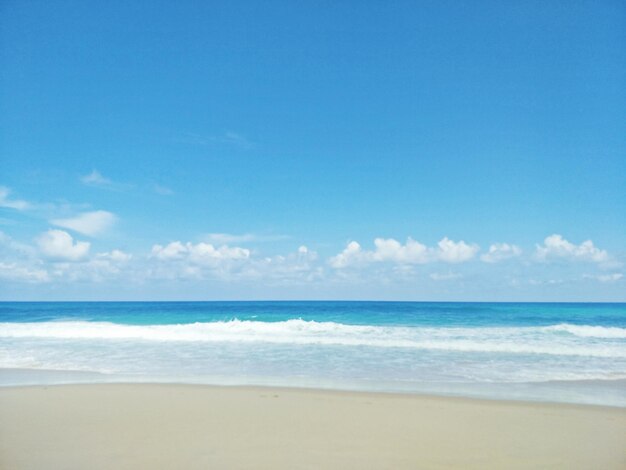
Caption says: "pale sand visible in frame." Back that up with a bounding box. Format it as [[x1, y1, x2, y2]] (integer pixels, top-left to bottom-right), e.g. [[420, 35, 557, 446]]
[[0, 384, 624, 469]]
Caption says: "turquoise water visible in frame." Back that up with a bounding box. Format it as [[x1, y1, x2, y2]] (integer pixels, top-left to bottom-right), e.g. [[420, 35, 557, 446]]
[[1, 302, 625, 406], [2, 301, 625, 326]]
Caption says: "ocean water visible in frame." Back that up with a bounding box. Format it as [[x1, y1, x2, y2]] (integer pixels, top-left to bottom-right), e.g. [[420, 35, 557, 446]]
[[1, 301, 625, 406]]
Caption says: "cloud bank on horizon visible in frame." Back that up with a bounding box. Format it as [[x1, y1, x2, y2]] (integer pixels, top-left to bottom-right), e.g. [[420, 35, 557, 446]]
[[0, 181, 623, 301], [0, 224, 623, 300]]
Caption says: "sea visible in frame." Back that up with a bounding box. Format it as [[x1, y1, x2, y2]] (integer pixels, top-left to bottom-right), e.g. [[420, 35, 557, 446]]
[[1, 301, 624, 407]]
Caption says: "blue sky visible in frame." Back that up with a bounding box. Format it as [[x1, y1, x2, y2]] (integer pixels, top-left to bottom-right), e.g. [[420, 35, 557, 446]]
[[1, 0, 624, 300]]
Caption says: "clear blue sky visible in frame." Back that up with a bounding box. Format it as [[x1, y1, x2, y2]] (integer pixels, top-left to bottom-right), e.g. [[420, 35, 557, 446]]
[[1, 0, 624, 300]]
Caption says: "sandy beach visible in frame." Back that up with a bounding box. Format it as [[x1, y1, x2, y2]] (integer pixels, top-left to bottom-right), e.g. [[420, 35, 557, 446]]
[[0, 384, 624, 469]]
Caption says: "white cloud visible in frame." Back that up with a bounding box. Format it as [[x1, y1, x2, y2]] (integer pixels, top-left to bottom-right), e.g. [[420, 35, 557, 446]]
[[430, 272, 463, 281], [151, 241, 187, 260], [0, 231, 50, 283], [81, 170, 112, 186], [0, 230, 36, 256], [71, 250, 132, 280], [0, 186, 30, 210], [481, 243, 522, 263], [235, 246, 322, 284], [372, 238, 431, 263], [0, 262, 50, 283], [14, 248, 132, 284], [37, 229, 90, 261], [0, 229, 135, 283], [51, 210, 116, 236], [436, 237, 479, 263], [584, 273, 623, 283], [329, 241, 365, 268], [97, 249, 132, 262], [329, 237, 479, 268], [146, 241, 323, 284], [151, 241, 250, 264], [535, 234, 609, 263], [80, 170, 129, 191], [188, 243, 250, 263]]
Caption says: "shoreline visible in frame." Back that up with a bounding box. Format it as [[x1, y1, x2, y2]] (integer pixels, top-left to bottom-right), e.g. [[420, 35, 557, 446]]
[[2, 367, 625, 408], [2, 380, 625, 411], [1, 383, 625, 469]]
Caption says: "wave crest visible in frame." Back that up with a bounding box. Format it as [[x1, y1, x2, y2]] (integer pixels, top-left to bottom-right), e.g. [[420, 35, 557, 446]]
[[1, 319, 625, 358], [543, 323, 626, 339]]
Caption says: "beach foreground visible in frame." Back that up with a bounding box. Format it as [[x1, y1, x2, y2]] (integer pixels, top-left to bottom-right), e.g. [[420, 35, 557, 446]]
[[1, 384, 624, 469]]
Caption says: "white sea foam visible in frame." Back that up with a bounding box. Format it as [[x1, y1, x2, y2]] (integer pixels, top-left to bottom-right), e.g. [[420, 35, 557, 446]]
[[543, 323, 626, 339], [1, 320, 624, 358]]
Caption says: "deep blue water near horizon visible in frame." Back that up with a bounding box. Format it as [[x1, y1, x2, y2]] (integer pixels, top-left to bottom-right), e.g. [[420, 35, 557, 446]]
[[2, 300, 625, 327], [1, 301, 625, 406]]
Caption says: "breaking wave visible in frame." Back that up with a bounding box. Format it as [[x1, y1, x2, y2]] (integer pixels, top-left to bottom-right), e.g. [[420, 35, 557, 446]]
[[1, 319, 624, 358]]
